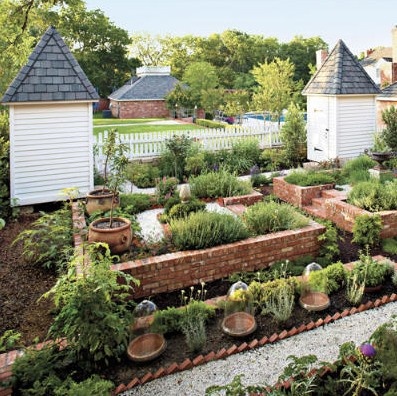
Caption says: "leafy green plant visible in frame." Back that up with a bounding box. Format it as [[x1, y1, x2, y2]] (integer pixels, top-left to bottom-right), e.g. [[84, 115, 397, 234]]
[[158, 134, 193, 181], [170, 211, 249, 250], [352, 214, 382, 246], [370, 316, 397, 383], [119, 193, 152, 214], [348, 179, 397, 212], [249, 277, 298, 314], [341, 155, 376, 185], [189, 170, 252, 198], [155, 176, 179, 205], [165, 199, 206, 221], [316, 219, 340, 266], [259, 147, 287, 171], [126, 162, 160, 188], [345, 273, 365, 306], [381, 106, 397, 151], [350, 249, 393, 288], [280, 102, 307, 167], [12, 206, 73, 271], [393, 270, 397, 287], [223, 138, 261, 174], [53, 375, 114, 396], [0, 110, 10, 220], [382, 237, 397, 255], [243, 201, 309, 235], [43, 243, 140, 367], [338, 341, 382, 396], [262, 281, 295, 323], [284, 169, 336, 186], [0, 330, 22, 352]]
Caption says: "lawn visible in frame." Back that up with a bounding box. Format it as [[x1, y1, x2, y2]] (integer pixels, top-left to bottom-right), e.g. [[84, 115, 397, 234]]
[[92, 115, 204, 135]]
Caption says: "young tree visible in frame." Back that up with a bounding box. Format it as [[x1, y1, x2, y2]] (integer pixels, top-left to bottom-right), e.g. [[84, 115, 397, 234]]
[[280, 102, 307, 167], [381, 106, 397, 151], [251, 58, 298, 121]]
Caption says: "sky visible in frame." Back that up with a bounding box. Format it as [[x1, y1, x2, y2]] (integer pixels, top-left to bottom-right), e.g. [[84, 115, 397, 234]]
[[84, 0, 397, 56]]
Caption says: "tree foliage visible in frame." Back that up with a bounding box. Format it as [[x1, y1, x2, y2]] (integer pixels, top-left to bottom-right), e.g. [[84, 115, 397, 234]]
[[280, 102, 307, 166], [381, 106, 397, 151], [252, 57, 297, 118]]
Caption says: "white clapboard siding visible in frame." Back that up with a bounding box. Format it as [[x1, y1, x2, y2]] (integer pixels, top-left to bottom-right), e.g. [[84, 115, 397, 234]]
[[94, 125, 282, 173], [10, 103, 94, 206], [336, 97, 377, 158]]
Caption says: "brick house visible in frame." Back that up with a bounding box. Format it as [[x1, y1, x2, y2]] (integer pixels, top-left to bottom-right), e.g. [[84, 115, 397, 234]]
[[108, 66, 180, 119]]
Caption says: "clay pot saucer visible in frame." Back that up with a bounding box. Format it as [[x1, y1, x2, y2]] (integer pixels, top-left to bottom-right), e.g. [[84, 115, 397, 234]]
[[127, 333, 166, 362], [221, 312, 257, 337], [299, 292, 330, 312]]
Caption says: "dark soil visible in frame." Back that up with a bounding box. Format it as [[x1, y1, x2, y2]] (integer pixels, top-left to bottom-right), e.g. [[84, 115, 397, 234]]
[[1, 199, 397, 388]]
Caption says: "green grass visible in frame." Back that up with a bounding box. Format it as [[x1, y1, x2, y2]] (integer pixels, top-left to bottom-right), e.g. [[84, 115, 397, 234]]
[[92, 117, 204, 135]]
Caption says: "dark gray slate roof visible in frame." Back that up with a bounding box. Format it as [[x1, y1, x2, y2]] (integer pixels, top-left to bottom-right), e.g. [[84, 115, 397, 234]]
[[1, 26, 99, 103], [303, 39, 381, 95], [109, 75, 180, 101], [378, 81, 397, 98]]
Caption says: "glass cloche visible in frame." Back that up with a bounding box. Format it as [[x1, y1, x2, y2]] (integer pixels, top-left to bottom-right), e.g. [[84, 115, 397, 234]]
[[299, 263, 330, 311]]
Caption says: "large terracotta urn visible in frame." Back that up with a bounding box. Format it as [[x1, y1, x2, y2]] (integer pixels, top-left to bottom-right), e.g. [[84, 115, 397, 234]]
[[86, 189, 119, 215], [88, 217, 132, 254]]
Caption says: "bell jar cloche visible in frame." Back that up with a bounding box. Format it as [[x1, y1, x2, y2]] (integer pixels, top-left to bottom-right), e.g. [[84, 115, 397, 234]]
[[127, 300, 167, 362], [221, 281, 257, 337], [299, 263, 330, 311]]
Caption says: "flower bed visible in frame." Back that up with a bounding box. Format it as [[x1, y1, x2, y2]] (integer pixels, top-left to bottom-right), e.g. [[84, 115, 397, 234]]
[[72, 203, 325, 299], [273, 176, 335, 207]]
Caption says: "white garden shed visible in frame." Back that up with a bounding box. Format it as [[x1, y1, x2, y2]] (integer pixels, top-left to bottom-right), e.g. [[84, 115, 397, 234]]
[[303, 40, 381, 162], [1, 26, 99, 206]]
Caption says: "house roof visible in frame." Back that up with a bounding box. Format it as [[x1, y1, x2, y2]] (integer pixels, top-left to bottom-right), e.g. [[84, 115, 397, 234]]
[[109, 75, 180, 101], [360, 47, 392, 67], [303, 39, 381, 95], [1, 26, 99, 104], [378, 81, 397, 98]]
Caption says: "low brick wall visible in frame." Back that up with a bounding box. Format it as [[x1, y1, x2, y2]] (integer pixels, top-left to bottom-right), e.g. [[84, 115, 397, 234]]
[[218, 190, 263, 207], [273, 176, 334, 207], [324, 198, 397, 238], [112, 221, 325, 299]]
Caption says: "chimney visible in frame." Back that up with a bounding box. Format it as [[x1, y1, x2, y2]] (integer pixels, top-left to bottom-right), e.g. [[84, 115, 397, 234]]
[[365, 48, 374, 57], [316, 49, 328, 69], [392, 26, 397, 83]]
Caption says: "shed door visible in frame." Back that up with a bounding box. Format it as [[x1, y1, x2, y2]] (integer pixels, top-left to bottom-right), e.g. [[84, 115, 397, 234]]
[[307, 97, 329, 162]]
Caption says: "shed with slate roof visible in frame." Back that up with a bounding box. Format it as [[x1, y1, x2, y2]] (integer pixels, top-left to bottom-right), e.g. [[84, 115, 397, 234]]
[[1, 26, 99, 206], [303, 40, 381, 162], [108, 66, 180, 118]]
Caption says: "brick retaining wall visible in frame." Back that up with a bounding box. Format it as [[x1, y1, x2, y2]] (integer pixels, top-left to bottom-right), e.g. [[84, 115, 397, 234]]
[[273, 176, 334, 207], [112, 221, 325, 298]]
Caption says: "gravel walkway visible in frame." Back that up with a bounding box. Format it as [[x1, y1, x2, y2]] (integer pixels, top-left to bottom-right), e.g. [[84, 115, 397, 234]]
[[121, 301, 397, 396]]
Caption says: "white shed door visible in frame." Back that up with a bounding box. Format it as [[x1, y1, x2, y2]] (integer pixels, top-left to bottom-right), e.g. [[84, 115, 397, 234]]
[[307, 97, 330, 162]]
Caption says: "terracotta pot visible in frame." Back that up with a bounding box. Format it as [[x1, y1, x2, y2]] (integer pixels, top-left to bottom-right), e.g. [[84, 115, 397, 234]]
[[299, 292, 330, 312], [364, 284, 383, 293], [127, 333, 166, 362], [86, 189, 119, 215], [221, 312, 257, 337], [88, 217, 132, 254]]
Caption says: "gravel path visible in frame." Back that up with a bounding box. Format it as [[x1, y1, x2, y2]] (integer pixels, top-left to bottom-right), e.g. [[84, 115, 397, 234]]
[[121, 301, 397, 396]]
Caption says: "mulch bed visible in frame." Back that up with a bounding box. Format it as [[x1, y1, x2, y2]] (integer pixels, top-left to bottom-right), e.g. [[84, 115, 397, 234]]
[[1, 201, 397, 388]]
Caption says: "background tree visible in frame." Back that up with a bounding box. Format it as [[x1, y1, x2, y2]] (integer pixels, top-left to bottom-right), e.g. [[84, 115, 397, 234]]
[[58, 5, 138, 97], [280, 102, 307, 166], [182, 61, 220, 110], [252, 57, 298, 120], [129, 32, 165, 66]]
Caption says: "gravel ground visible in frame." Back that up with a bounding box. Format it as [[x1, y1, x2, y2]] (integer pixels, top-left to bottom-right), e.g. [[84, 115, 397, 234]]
[[121, 301, 397, 396]]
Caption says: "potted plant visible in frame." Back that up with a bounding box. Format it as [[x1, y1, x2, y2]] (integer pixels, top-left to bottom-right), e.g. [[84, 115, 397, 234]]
[[88, 128, 132, 254], [86, 128, 125, 214]]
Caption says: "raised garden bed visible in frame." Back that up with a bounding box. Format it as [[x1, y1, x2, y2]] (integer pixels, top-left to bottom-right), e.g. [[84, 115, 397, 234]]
[[273, 176, 334, 207], [72, 203, 325, 298], [324, 197, 397, 238]]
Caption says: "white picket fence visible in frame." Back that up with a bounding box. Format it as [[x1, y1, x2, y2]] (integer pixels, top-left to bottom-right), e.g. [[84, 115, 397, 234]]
[[94, 124, 282, 172]]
